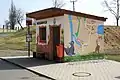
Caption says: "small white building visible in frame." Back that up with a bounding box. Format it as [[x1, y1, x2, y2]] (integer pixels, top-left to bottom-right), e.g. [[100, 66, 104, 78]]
[[26, 7, 107, 60]]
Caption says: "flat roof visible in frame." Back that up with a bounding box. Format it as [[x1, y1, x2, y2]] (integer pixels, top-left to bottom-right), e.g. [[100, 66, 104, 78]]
[[26, 7, 107, 21]]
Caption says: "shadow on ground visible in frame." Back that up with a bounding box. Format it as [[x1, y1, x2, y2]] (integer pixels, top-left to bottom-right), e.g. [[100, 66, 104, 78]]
[[3, 57, 57, 68], [0, 59, 22, 70]]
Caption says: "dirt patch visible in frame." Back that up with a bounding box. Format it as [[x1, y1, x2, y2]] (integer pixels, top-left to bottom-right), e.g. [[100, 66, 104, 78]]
[[104, 26, 120, 54]]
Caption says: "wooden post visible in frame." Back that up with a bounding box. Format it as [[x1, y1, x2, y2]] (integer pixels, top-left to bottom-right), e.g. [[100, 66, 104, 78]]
[[27, 25, 30, 57], [26, 17, 32, 57]]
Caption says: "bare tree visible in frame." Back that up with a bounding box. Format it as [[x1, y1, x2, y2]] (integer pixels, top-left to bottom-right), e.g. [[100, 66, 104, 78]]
[[16, 9, 24, 29], [9, 0, 24, 30], [103, 0, 120, 26], [9, 0, 17, 30], [52, 0, 65, 8]]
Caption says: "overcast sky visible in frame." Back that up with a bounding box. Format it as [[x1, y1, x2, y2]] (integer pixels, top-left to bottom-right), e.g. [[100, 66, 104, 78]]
[[0, 0, 117, 27]]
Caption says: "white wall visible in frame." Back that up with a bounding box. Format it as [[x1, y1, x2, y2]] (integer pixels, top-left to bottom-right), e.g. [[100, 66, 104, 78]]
[[36, 16, 64, 44]]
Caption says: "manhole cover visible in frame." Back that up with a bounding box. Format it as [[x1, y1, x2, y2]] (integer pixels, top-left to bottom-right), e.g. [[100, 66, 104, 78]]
[[115, 76, 120, 79], [72, 72, 91, 77]]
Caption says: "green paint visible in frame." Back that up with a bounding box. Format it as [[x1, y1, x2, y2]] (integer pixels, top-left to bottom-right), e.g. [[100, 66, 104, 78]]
[[75, 17, 80, 37], [102, 35, 104, 39]]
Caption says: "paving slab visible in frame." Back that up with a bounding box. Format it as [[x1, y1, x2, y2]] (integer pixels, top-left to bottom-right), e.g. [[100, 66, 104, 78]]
[[1, 56, 120, 80]]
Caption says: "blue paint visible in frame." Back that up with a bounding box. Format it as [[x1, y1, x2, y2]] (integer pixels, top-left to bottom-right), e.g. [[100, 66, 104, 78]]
[[97, 25, 104, 34], [73, 34, 81, 47], [68, 15, 81, 47], [68, 15, 73, 41]]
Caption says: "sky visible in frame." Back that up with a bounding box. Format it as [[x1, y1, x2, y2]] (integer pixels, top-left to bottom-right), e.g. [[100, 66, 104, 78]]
[[0, 0, 117, 27]]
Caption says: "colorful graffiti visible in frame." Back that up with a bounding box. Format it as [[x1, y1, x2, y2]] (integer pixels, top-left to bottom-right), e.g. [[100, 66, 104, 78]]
[[95, 24, 104, 53], [84, 18, 96, 34], [66, 15, 104, 55], [64, 41, 75, 56], [75, 17, 81, 37], [97, 24, 104, 39], [64, 15, 82, 56], [68, 15, 74, 41], [84, 17, 97, 45], [95, 38, 100, 53], [97, 25, 104, 34], [68, 15, 81, 47]]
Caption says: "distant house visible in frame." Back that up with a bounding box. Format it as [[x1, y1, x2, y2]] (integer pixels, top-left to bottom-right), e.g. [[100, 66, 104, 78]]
[[26, 7, 107, 60]]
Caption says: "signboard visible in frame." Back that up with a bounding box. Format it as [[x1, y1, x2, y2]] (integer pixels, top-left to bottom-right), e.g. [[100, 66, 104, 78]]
[[26, 33, 32, 42], [37, 21, 47, 25]]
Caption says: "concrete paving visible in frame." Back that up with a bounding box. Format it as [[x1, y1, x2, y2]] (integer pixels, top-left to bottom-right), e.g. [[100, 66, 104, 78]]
[[1, 56, 120, 80], [0, 50, 33, 57]]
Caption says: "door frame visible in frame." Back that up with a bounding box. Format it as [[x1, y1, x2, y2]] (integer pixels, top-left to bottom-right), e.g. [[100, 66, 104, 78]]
[[49, 24, 61, 60]]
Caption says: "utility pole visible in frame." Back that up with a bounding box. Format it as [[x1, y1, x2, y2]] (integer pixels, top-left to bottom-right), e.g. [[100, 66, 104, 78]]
[[70, 0, 77, 11]]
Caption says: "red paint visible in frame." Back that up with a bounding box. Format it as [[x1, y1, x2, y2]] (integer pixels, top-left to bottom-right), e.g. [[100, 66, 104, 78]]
[[56, 44, 64, 58], [26, 20, 32, 25]]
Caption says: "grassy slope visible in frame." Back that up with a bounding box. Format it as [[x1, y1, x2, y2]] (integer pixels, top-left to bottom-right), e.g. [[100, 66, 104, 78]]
[[0, 26, 36, 51], [105, 54, 120, 62], [104, 26, 120, 50]]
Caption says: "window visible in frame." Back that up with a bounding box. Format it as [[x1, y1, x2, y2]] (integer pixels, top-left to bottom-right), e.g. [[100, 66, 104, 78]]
[[39, 27, 46, 43]]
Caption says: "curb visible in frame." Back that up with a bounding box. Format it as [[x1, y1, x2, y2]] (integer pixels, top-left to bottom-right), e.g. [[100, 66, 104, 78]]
[[0, 58, 56, 80]]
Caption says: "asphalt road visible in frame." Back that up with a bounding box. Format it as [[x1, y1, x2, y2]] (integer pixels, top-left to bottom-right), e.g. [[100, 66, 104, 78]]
[[0, 59, 49, 80]]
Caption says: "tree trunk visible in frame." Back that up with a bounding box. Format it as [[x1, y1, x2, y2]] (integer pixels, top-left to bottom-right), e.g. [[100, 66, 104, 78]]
[[11, 24, 15, 30], [116, 18, 119, 26], [18, 21, 24, 30], [11, 26, 14, 30]]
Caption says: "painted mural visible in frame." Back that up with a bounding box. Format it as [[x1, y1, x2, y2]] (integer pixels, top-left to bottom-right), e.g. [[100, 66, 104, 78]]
[[68, 15, 81, 47], [64, 15, 82, 56], [64, 15, 104, 56], [64, 41, 75, 56], [95, 24, 104, 53]]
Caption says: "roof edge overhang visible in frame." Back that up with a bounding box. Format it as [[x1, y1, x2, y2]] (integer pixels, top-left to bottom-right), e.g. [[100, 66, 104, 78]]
[[64, 10, 107, 21], [26, 7, 107, 21]]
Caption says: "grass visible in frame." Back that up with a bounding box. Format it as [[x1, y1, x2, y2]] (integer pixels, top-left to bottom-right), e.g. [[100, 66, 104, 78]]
[[0, 26, 36, 51], [105, 54, 120, 62], [0, 29, 16, 33], [0, 32, 15, 34], [64, 53, 105, 62], [64, 53, 120, 62]]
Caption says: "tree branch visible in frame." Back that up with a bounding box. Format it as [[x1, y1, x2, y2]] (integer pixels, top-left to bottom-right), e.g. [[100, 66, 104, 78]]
[[104, 0, 117, 17], [52, 0, 65, 8]]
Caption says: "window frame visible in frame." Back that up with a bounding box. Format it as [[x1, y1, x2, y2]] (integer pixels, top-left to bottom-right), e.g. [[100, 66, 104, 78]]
[[39, 26, 47, 43]]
